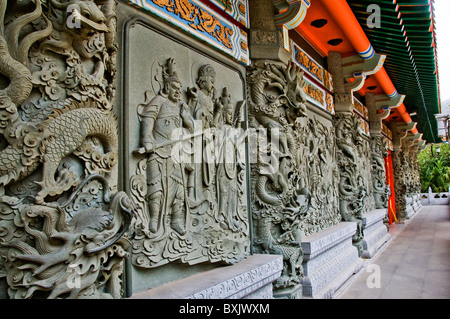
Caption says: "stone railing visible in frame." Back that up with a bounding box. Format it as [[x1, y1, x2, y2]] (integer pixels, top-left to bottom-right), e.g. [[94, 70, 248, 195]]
[[420, 188, 450, 205]]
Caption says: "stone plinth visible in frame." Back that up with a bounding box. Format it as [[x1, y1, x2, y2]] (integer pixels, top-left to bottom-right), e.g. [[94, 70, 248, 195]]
[[129, 254, 283, 299], [406, 194, 424, 218], [406, 196, 415, 219], [361, 209, 391, 259], [301, 222, 363, 299]]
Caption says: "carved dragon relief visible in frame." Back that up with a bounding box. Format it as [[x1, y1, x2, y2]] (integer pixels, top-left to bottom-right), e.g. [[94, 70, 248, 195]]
[[408, 148, 421, 195], [370, 135, 390, 209], [403, 144, 421, 196], [247, 61, 311, 295], [334, 112, 370, 254], [392, 143, 420, 221], [392, 149, 407, 220], [0, 0, 134, 299]]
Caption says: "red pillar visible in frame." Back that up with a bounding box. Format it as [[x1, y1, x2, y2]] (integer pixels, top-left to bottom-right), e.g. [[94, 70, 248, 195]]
[[385, 150, 397, 224]]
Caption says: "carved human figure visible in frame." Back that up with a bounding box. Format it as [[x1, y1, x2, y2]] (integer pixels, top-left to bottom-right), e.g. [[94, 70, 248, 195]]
[[187, 64, 220, 204], [215, 88, 244, 231], [139, 58, 194, 235], [189, 64, 219, 127]]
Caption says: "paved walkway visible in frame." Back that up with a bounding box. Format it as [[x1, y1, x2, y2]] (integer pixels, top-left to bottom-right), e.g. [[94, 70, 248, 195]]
[[336, 205, 450, 299]]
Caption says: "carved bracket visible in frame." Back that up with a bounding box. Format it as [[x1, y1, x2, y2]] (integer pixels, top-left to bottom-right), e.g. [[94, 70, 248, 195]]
[[404, 132, 423, 144], [391, 121, 417, 150], [396, 121, 418, 134], [272, 0, 311, 29], [414, 139, 427, 149], [375, 93, 405, 109], [342, 53, 386, 93]]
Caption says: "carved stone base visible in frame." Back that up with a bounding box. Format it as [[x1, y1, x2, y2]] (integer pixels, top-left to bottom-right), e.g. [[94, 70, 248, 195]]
[[412, 194, 422, 211], [301, 222, 363, 299], [361, 209, 391, 259], [129, 255, 283, 299], [273, 284, 303, 299]]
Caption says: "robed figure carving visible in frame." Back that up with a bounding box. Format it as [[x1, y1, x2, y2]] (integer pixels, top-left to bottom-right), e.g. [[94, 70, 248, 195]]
[[215, 88, 245, 231], [186, 64, 221, 207]]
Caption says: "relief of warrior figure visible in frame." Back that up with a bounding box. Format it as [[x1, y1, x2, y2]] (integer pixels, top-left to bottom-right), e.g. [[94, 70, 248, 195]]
[[138, 58, 194, 235]]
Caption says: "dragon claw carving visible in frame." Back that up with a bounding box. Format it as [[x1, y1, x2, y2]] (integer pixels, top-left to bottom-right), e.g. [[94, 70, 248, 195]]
[[35, 169, 80, 204]]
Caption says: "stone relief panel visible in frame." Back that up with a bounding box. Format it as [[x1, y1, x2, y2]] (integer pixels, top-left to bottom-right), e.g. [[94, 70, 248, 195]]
[[0, 0, 134, 299], [124, 21, 250, 269], [392, 149, 407, 220], [370, 135, 390, 209], [334, 112, 369, 254], [295, 116, 341, 236], [404, 146, 421, 196], [247, 61, 311, 297], [358, 134, 376, 215]]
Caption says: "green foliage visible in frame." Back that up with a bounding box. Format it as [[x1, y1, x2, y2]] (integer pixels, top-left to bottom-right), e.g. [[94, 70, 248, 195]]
[[418, 143, 450, 192]]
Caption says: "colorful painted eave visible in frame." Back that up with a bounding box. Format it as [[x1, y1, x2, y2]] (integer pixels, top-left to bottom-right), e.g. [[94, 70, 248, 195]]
[[125, 0, 250, 65], [295, 0, 441, 144]]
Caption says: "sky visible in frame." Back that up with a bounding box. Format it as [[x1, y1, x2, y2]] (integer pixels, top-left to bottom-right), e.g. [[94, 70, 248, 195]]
[[434, 0, 450, 108]]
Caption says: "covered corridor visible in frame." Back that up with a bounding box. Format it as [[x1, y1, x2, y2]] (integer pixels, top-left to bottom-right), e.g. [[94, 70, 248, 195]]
[[337, 206, 450, 299]]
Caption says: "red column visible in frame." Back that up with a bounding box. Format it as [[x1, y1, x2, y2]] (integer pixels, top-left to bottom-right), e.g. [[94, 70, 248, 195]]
[[385, 150, 397, 224]]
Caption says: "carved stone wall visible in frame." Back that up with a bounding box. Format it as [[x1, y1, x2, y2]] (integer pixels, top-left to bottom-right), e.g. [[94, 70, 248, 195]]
[[359, 135, 376, 214], [404, 145, 421, 196], [119, 13, 250, 293], [0, 0, 134, 299]]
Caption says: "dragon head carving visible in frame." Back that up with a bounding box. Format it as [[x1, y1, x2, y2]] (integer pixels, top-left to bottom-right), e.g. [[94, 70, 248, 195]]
[[50, 0, 109, 38], [284, 63, 308, 116]]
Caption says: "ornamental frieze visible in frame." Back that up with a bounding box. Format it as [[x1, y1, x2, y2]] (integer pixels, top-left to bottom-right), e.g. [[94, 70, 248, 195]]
[[209, 0, 249, 27], [292, 43, 333, 92], [127, 0, 249, 64]]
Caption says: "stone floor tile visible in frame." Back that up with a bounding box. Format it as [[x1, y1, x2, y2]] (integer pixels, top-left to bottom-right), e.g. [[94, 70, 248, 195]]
[[337, 206, 450, 299]]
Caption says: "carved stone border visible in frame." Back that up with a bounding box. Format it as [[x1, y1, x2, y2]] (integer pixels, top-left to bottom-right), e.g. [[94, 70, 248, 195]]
[[129, 254, 283, 299]]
